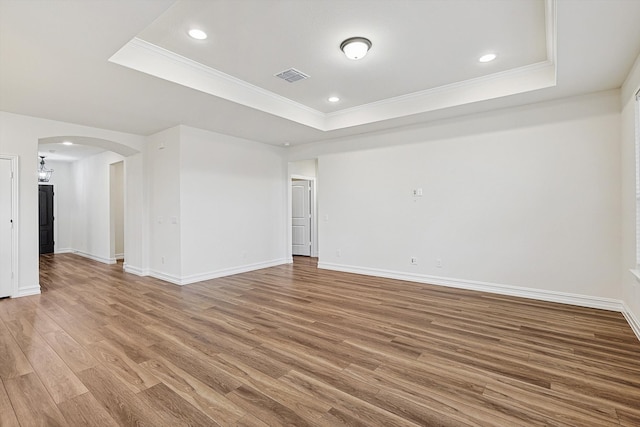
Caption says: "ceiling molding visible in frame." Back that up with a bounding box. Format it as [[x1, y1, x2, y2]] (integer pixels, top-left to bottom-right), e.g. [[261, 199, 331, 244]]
[[109, 0, 557, 132], [109, 37, 326, 130], [324, 60, 556, 130]]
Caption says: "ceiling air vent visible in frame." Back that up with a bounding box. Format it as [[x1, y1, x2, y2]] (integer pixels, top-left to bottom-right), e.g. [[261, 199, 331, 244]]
[[274, 68, 310, 83]]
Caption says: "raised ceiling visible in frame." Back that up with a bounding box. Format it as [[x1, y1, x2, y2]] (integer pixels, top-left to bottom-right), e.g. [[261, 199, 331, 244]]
[[110, 0, 554, 131], [1, 0, 640, 145]]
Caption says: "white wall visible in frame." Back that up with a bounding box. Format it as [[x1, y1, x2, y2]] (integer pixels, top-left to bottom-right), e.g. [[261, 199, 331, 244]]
[[179, 126, 287, 282], [123, 152, 147, 275], [0, 111, 144, 296], [42, 160, 73, 253], [289, 159, 317, 178], [71, 151, 125, 263], [620, 53, 640, 337], [313, 91, 622, 305], [147, 126, 182, 281]]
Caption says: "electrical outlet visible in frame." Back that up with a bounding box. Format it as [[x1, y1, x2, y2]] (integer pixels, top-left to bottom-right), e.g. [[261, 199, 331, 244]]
[[411, 256, 418, 265], [161, 256, 165, 264], [336, 249, 341, 257], [436, 258, 443, 268]]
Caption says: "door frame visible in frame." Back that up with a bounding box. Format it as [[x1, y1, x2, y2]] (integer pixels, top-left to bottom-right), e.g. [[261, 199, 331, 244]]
[[288, 174, 317, 260], [0, 154, 19, 297], [109, 160, 125, 263]]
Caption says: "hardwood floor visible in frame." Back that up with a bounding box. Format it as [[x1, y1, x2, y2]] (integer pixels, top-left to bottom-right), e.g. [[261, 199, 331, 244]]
[[0, 253, 638, 426]]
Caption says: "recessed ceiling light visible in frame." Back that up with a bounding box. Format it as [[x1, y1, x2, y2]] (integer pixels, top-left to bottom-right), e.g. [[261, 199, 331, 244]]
[[340, 37, 372, 60], [479, 53, 497, 63], [283, 142, 290, 147], [188, 29, 207, 40], [62, 141, 73, 146], [328, 96, 340, 103]]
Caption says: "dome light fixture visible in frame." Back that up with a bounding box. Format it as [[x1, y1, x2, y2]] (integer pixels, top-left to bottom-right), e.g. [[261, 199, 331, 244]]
[[328, 96, 340, 103], [340, 37, 372, 60], [188, 28, 208, 40]]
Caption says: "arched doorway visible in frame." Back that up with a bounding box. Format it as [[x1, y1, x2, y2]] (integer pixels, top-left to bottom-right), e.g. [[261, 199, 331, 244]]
[[37, 136, 140, 280]]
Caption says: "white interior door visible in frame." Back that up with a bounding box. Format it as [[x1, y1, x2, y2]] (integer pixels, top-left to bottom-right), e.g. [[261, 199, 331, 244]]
[[0, 158, 13, 297], [292, 180, 311, 256]]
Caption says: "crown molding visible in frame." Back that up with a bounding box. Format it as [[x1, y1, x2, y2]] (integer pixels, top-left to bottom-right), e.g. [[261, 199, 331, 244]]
[[324, 60, 555, 130], [109, 37, 326, 130]]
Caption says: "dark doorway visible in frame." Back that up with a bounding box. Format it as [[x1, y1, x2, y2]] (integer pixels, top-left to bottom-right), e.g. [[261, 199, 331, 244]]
[[39, 184, 54, 254]]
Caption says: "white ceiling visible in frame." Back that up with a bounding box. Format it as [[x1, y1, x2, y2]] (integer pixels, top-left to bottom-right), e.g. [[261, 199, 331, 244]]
[[1, 0, 640, 146], [38, 135, 143, 162], [134, 0, 547, 112], [38, 142, 105, 163]]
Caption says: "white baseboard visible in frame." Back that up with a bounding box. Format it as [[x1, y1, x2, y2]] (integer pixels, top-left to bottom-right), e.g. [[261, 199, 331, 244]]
[[179, 258, 290, 285], [318, 262, 625, 312], [115, 253, 124, 260], [73, 250, 116, 265], [54, 248, 73, 254], [622, 302, 640, 342], [148, 270, 182, 285], [123, 264, 149, 276], [130, 259, 289, 286], [15, 285, 41, 298]]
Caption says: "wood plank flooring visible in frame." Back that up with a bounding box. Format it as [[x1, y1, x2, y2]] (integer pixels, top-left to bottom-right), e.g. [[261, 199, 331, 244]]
[[0, 253, 638, 426]]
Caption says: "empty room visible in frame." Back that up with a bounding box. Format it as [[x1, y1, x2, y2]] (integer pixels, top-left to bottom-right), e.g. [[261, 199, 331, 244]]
[[1, 0, 640, 425]]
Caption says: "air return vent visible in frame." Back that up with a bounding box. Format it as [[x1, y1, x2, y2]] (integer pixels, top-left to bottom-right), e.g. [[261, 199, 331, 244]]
[[274, 68, 310, 83]]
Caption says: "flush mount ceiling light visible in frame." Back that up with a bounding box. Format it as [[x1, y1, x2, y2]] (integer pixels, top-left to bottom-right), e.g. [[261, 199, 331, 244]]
[[62, 141, 73, 146], [479, 53, 497, 63], [38, 156, 53, 182], [340, 37, 372, 60], [188, 28, 207, 40], [328, 96, 340, 103]]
